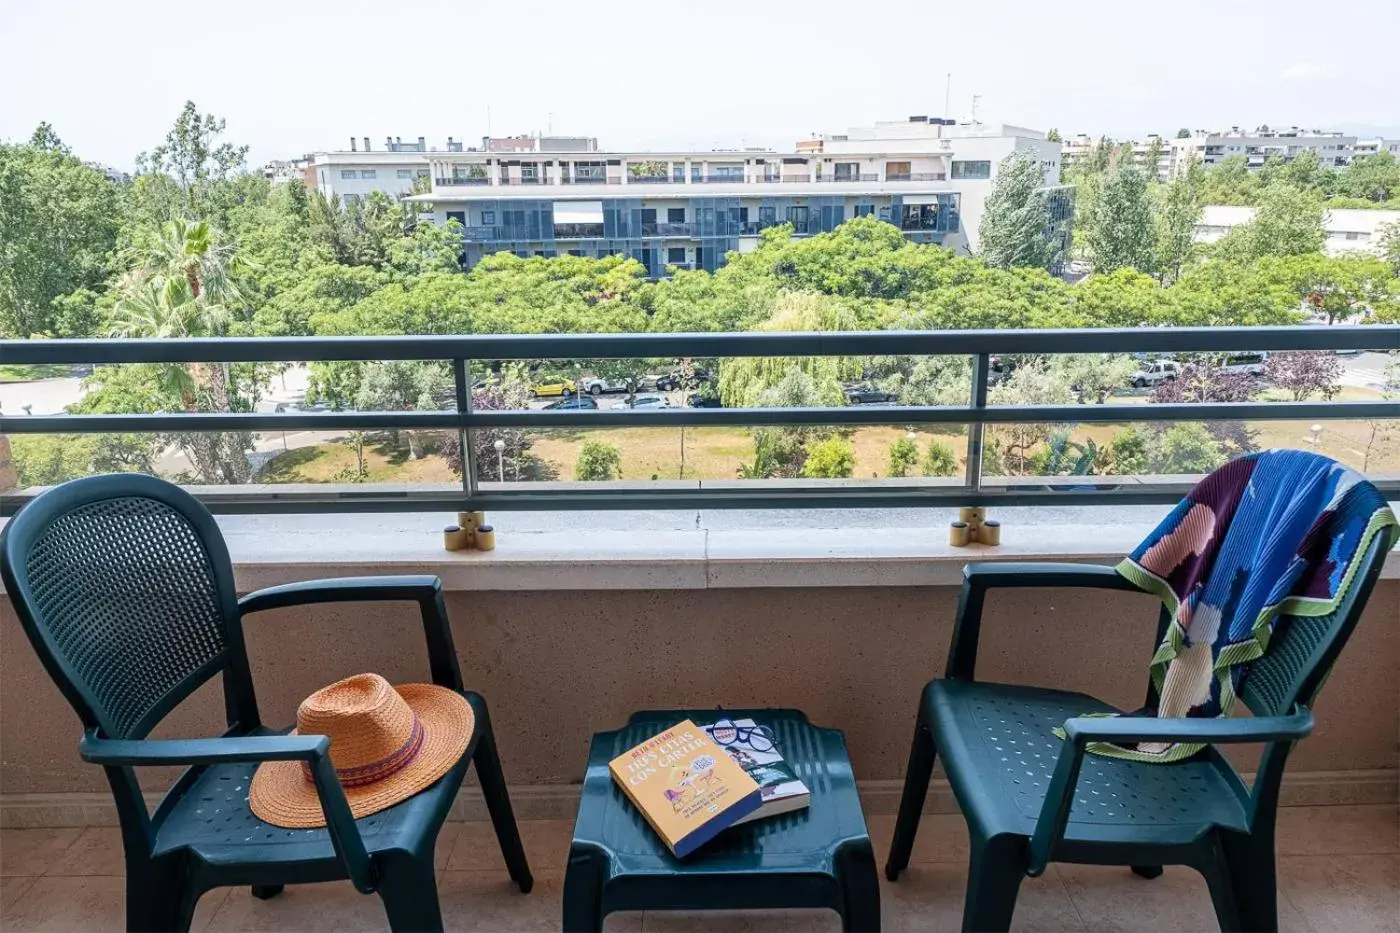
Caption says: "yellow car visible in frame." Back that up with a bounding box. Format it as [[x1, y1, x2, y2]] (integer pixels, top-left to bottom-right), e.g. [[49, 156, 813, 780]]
[[529, 378, 576, 398]]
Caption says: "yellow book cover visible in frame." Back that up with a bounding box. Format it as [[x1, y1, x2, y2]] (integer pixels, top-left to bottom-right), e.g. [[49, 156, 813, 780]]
[[609, 719, 762, 857]]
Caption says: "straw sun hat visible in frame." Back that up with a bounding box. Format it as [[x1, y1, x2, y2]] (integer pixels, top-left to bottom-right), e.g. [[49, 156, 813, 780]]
[[250, 673, 474, 829]]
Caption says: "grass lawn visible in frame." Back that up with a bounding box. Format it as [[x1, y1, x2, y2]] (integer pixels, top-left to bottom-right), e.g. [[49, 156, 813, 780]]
[[258, 385, 1400, 486], [0, 363, 79, 383]]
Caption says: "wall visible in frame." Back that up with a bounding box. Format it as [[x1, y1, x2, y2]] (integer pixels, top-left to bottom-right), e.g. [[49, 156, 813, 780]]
[[3, 581, 1396, 815]]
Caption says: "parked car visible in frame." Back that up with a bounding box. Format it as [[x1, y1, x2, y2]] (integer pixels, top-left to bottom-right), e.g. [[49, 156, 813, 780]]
[[543, 395, 598, 410], [687, 392, 722, 408], [625, 394, 671, 409], [1217, 352, 1268, 378], [843, 384, 898, 405], [529, 378, 576, 397], [1130, 359, 1181, 388], [579, 376, 629, 395], [654, 367, 713, 391]]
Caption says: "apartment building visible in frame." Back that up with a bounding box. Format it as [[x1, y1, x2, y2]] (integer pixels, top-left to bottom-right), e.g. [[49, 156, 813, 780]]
[[1355, 139, 1400, 159], [1170, 127, 1357, 174], [1194, 205, 1399, 256], [409, 118, 1073, 277], [1062, 134, 1173, 182]]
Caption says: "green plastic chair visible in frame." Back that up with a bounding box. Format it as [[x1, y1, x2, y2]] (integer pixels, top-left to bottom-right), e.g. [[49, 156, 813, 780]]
[[0, 474, 533, 932], [884, 529, 1396, 932]]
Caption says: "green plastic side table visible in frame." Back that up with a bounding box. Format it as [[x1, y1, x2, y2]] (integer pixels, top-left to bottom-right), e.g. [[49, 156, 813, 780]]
[[563, 709, 880, 932]]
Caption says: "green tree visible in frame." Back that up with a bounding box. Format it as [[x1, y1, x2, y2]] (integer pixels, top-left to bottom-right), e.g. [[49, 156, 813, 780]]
[[984, 361, 1075, 474], [800, 435, 855, 478], [1155, 155, 1205, 283], [922, 440, 958, 477], [1335, 151, 1400, 203], [0, 129, 121, 336], [1050, 354, 1136, 403], [1381, 221, 1400, 274], [977, 152, 1059, 271], [1046, 128, 1062, 143], [1083, 164, 1156, 273], [574, 440, 623, 481], [137, 101, 249, 217], [1213, 184, 1325, 262], [109, 218, 254, 483], [354, 361, 451, 458], [1176, 128, 1193, 139], [1153, 422, 1223, 474], [887, 436, 919, 477]]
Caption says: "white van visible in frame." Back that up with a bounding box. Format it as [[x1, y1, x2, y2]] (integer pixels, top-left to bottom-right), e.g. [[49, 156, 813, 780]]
[[1217, 352, 1268, 377], [1130, 360, 1180, 388]]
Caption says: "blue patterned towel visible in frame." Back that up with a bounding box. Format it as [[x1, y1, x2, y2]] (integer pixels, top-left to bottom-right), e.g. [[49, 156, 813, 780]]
[[1094, 450, 1396, 762]]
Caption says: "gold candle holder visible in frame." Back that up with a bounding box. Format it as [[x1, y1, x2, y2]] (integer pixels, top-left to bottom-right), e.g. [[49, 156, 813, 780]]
[[443, 524, 472, 551], [474, 524, 497, 551], [457, 511, 486, 532], [979, 520, 1002, 546], [958, 506, 987, 526], [949, 520, 971, 547]]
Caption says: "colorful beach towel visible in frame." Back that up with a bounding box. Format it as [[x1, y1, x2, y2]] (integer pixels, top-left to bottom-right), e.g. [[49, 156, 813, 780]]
[[1087, 450, 1396, 763]]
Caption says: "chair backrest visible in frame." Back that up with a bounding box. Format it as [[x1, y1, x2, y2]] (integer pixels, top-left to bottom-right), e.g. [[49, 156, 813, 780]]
[[1239, 524, 1395, 719], [0, 474, 258, 741]]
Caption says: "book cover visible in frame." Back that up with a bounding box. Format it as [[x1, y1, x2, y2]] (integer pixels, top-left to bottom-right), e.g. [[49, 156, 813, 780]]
[[609, 719, 762, 858], [704, 718, 811, 825]]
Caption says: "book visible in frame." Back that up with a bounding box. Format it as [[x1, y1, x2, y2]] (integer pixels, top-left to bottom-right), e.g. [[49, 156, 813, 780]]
[[609, 719, 762, 858], [703, 718, 811, 825]]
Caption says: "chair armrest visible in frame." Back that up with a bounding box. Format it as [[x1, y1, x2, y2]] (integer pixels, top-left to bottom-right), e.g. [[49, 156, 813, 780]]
[[239, 575, 463, 692], [947, 563, 1143, 681], [1026, 707, 1314, 876], [80, 732, 376, 893]]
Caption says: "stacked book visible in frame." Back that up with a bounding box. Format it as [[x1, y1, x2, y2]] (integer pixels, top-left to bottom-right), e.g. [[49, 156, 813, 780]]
[[609, 717, 811, 858]]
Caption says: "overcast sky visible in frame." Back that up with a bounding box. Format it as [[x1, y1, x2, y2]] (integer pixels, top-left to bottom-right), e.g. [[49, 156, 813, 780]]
[[3, 0, 1397, 170]]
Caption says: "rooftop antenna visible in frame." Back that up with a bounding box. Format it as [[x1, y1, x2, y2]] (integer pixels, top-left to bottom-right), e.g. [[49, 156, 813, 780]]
[[944, 73, 951, 121], [486, 105, 492, 139], [548, 112, 554, 134], [971, 94, 981, 125]]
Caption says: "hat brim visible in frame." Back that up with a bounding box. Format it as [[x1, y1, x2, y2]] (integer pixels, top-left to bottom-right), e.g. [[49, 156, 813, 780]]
[[249, 684, 475, 829]]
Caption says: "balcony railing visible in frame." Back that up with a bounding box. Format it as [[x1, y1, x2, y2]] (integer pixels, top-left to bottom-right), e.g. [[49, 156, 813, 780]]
[[436, 176, 490, 186], [886, 173, 947, 182], [627, 175, 672, 184], [2, 327, 1395, 516], [640, 222, 695, 237], [818, 174, 881, 182], [560, 176, 616, 185], [695, 174, 746, 184]]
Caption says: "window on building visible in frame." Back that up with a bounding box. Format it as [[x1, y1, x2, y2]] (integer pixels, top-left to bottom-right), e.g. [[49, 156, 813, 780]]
[[673, 163, 685, 182], [854, 204, 875, 217], [416, 169, 430, 178], [667, 207, 686, 223], [360, 169, 378, 179], [344, 194, 361, 206], [446, 210, 466, 227], [885, 161, 911, 180], [667, 247, 687, 264], [539, 249, 556, 258], [568, 249, 584, 257], [951, 160, 991, 180], [480, 210, 496, 225], [340, 170, 357, 179], [397, 169, 413, 179]]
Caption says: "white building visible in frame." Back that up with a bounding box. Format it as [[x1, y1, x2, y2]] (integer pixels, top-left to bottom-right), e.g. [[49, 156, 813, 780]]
[[408, 118, 1073, 276], [1194, 205, 1399, 256], [1355, 139, 1400, 159], [1170, 127, 1357, 175], [1062, 134, 1173, 182]]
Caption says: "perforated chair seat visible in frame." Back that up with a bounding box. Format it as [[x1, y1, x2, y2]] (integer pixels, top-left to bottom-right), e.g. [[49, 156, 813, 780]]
[[925, 680, 1250, 847], [152, 725, 470, 880]]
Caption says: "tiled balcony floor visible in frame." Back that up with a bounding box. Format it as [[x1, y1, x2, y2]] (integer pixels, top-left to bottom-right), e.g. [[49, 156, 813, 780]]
[[2, 805, 1396, 931]]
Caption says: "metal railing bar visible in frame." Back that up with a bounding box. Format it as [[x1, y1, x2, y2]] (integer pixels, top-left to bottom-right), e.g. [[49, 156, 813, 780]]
[[965, 353, 989, 491], [3, 326, 1395, 364], [453, 359, 478, 499]]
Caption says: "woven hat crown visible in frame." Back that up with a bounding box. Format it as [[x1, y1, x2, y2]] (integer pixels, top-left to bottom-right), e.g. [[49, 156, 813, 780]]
[[296, 673, 417, 772]]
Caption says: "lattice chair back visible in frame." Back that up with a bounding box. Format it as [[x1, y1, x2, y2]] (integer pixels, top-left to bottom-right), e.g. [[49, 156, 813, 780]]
[[1238, 526, 1395, 720], [1, 474, 260, 741]]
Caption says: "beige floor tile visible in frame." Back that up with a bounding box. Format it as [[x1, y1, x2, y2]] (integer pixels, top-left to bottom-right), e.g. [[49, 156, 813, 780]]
[[1279, 854, 1399, 933], [644, 907, 841, 931], [1277, 805, 1400, 856], [204, 879, 389, 932], [885, 862, 1084, 933], [440, 870, 641, 932], [47, 826, 125, 876], [866, 813, 971, 866], [0, 874, 232, 933], [0, 876, 38, 912], [0, 827, 84, 876], [1058, 862, 1314, 933], [436, 821, 462, 871], [447, 819, 576, 874]]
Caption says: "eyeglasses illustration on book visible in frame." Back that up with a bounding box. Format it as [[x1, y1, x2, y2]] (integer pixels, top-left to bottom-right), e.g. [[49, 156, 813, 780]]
[[709, 719, 777, 753]]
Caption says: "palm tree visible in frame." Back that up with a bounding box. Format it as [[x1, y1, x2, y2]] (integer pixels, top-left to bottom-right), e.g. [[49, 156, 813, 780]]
[[111, 219, 252, 483]]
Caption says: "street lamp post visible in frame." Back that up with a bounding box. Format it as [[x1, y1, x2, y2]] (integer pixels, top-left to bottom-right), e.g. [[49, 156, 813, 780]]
[[494, 438, 506, 482]]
